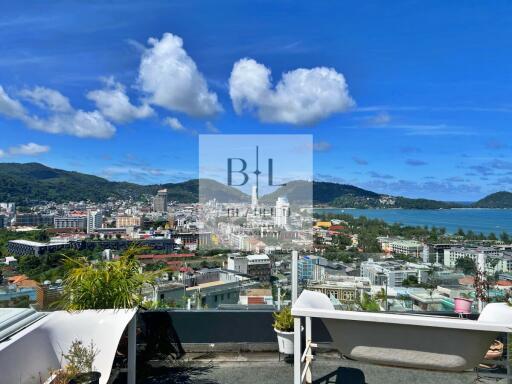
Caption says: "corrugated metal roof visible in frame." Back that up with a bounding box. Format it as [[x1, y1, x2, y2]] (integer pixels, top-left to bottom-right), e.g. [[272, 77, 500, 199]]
[[0, 308, 47, 342]]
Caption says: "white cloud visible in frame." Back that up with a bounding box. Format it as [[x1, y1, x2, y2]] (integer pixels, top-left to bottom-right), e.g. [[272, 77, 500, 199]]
[[0, 149, 5, 158], [229, 58, 355, 125], [205, 121, 219, 133], [163, 117, 185, 131], [19, 86, 72, 112], [8, 142, 50, 156], [138, 33, 222, 117], [25, 109, 116, 139], [0, 86, 26, 118], [367, 111, 391, 125], [0, 86, 116, 139], [87, 77, 154, 123]]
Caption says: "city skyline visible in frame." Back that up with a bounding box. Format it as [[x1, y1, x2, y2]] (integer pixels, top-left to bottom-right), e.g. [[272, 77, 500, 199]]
[[1, 1, 512, 201]]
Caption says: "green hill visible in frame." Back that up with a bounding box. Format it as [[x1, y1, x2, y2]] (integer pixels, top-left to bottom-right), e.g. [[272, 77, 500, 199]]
[[0, 163, 184, 204], [473, 191, 512, 208], [0, 162, 506, 209]]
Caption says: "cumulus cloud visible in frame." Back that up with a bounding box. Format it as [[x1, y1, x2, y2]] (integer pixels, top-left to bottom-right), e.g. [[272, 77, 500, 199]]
[[138, 33, 222, 117], [0, 86, 26, 118], [229, 58, 354, 125], [0, 142, 50, 157], [163, 117, 185, 131], [26, 110, 116, 139], [87, 78, 153, 123], [0, 86, 116, 139], [8, 142, 50, 156], [19, 86, 72, 112]]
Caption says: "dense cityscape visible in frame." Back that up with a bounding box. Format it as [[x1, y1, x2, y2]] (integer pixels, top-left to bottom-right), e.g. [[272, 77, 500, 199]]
[[1, 186, 511, 315]]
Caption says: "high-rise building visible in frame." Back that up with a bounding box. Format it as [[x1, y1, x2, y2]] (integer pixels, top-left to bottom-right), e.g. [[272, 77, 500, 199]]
[[87, 210, 103, 234], [54, 216, 87, 230], [251, 185, 258, 210], [153, 189, 168, 212], [274, 196, 290, 228]]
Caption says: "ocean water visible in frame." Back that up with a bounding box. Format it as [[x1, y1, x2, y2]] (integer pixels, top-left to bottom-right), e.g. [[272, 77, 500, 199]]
[[314, 208, 512, 235]]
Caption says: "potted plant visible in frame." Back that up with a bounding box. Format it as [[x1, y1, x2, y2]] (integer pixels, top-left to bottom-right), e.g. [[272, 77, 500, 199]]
[[454, 292, 473, 315], [46, 339, 100, 384], [273, 306, 295, 355]]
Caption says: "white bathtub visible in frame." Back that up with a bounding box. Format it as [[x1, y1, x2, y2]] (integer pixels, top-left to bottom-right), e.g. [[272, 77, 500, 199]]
[[292, 290, 512, 372]]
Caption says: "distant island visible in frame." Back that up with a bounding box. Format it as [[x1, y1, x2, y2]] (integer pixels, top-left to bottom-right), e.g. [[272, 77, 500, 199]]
[[0, 162, 510, 209]]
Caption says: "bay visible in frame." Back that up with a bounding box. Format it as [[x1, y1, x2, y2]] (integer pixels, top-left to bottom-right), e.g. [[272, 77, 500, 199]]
[[314, 208, 512, 235]]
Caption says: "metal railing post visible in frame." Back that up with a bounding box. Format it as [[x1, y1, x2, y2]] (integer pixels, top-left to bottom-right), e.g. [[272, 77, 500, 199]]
[[294, 316, 302, 384], [277, 286, 281, 311], [292, 250, 298, 303], [305, 316, 312, 384], [127, 313, 137, 384]]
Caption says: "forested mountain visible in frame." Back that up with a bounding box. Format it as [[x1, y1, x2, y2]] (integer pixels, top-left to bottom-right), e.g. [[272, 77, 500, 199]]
[[473, 191, 512, 208], [0, 163, 508, 208]]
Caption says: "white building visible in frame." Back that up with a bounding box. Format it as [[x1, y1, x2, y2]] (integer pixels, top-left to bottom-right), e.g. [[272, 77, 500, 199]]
[[361, 259, 426, 287], [377, 237, 423, 257], [443, 246, 511, 272], [227, 253, 248, 274], [274, 197, 290, 228], [87, 210, 103, 234], [251, 185, 258, 210]]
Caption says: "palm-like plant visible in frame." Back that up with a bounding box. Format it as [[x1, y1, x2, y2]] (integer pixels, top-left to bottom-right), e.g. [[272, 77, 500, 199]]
[[60, 246, 156, 310]]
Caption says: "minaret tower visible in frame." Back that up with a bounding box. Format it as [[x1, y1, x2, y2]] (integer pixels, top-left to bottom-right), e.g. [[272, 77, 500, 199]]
[[251, 185, 258, 210]]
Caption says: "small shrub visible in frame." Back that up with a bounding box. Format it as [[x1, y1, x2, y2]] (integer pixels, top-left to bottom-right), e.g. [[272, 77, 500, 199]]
[[273, 307, 294, 332]]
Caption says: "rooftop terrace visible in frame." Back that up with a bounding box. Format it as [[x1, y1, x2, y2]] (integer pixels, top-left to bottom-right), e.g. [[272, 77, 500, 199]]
[[114, 351, 502, 384]]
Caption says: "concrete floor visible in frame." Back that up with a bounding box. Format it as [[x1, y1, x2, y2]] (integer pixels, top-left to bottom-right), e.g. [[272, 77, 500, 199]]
[[132, 352, 507, 384]]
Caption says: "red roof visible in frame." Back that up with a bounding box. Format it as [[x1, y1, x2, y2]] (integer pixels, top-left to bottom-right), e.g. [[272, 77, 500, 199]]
[[248, 297, 266, 305], [328, 225, 346, 231], [497, 280, 512, 287]]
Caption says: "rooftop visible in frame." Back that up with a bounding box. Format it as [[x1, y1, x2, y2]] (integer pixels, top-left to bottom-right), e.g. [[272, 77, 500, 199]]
[[118, 351, 499, 384]]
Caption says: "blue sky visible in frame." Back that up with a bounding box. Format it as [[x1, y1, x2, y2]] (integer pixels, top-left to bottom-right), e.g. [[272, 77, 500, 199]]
[[1, 1, 512, 201]]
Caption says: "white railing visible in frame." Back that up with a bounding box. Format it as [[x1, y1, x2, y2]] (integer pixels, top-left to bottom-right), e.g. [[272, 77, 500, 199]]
[[292, 251, 316, 384]]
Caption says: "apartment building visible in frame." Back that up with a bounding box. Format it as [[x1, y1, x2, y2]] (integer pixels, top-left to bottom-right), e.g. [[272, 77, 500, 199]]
[[14, 213, 54, 227], [54, 215, 87, 230], [116, 215, 142, 228], [361, 259, 425, 287], [443, 246, 512, 272]]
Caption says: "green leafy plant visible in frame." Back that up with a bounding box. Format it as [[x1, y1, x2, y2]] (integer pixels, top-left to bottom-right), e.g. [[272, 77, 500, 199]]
[[273, 306, 294, 332], [63, 339, 99, 377], [360, 292, 380, 312], [48, 339, 99, 384], [60, 246, 156, 310]]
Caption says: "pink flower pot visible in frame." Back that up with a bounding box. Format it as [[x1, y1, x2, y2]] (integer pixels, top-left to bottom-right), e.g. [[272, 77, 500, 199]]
[[454, 297, 473, 314]]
